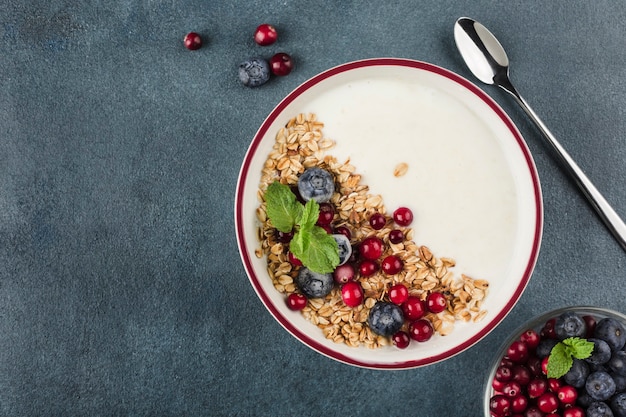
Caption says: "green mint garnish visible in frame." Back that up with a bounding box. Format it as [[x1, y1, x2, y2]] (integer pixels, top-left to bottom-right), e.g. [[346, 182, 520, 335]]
[[264, 181, 339, 274], [547, 337, 594, 378]]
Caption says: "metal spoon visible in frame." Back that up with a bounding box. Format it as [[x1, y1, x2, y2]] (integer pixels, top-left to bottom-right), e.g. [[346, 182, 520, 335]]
[[454, 17, 626, 252]]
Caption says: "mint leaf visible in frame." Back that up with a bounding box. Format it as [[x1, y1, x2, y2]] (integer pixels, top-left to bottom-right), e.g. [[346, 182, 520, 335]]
[[298, 199, 319, 233], [546, 337, 594, 378], [291, 227, 339, 274], [265, 182, 302, 233]]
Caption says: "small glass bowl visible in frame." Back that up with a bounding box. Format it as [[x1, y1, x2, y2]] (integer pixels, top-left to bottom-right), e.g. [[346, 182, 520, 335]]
[[483, 306, 626, 416]]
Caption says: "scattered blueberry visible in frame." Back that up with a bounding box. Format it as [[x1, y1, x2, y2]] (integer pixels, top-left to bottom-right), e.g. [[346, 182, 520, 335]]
[[587, 338, 613, 365], [297, 167, 335, 203], [295, 267, 333, 299], [368, 302, 404, 337], [613, 373, 626, 392], [332, 234, 352, 265], [611, 392, 626, 417], [586, 401, 615, 417], [238, 58, 271, 87], [536, 338, 558, 358], [555, 311, 587, 340], [595, 318, 626, 351], [586, 371, 617, 401], [609, 351, 626, 376], [564, 358, 590, 388]]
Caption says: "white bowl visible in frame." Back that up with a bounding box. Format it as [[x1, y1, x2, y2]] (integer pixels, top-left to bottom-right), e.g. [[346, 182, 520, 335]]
[[235, 58, 543, 369]]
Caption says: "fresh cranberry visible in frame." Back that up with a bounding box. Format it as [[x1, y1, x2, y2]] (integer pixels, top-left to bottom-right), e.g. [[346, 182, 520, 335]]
[[562, 406, 585, 417], [537, 392, 558, 414], [334, 226, 351, 240], [341, 282, 363, 307], [359, 236, 384, 260], [388, 229, 404, 244], [511, 365, 531, 386], [527, 378, 548, 398], [402, 296, 426, 321], [500, 358, 515, 368], [489, 395, 511, 417], [286, 293, 307, 310], [541, 318, 557, 339], [506, 340, 530, 363], [183, 32, 202, 50], [288, 251, 302, 266], [389, 283, 409, 305], [393, 207, 413, 226], [347, 245, 359, 264], [277, 230, 293, 243], [316, 202, 335, 226], [369, 213, 386, 230], [254, 23, 277, 46], [502, 381, 522, 398], [269, 52, 293, 76], [332, 263, 355, 284], [511, 395, 529, 413], [524, 406, 543, 417], [492, 378, 506, 393], [556, 385, 578, 405], [526, 356, 543, 376], [381, 255, 403, 275], [426, 292, 447, 313], [358, 260, 379, 277], [520, 329, 541, 350], [392, 331, 410, 349], [547, 378, 561, 392], [583, 315, 597, 337], [541, 357, 549, 375], [409, 319, 433, 342], [495, 365, 513, 382]]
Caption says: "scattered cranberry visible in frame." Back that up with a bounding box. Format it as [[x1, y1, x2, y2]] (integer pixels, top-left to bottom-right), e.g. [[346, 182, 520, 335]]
[[526, 356, 543, 376], [183, 32, 202, 50], [288, 251, 302, 266], [334, 226, 351, 240], [541, 356, 549, 375], [409, 319, 433, 342], [563, 406, 585, 417], [389, 284, 409, 305], [502, 381, 522, 398], [511, 395, 528, 414], [332, 263, 355, 284], [511, 365, 531, 386], [520, 329, 541, 350], [527, 378, 548, 398], [316, 202, 334, 226], [547, 378, 561, 392], [341, 282, 363, 307], [393, 207, 413, 226], [506, 340, 529, 363], [359, 259, 379, 277], [557, 385, 578, 405], [286, 293, 307, 310], [495, 365, 513, 382], [489, 394, 511, 417], [276, 230, 293, 243], [426, 292, 447, 313], [381, 255, 403, 275], [524, 406, 543, 417], [254, 23, 278, 46], [369, 213, 386, 230], [540, 318, 557, 339], [269, 52, 293, 76], [492, 377, 506, 393], [583, 315, 597, 337], [537, 392, 558, 414], [402, 296, 426, 321], [392, 331, 410, 349], [359, 236, 384, 260], [388, 229, 404, 244]]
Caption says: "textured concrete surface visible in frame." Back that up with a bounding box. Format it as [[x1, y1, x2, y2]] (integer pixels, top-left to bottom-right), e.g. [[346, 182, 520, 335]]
[[1, 1, 625, 415]]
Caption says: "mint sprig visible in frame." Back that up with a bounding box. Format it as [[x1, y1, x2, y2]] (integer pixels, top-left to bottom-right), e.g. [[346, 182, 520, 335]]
[[547, 337, 594, 379], [264, 181, 339, 273]]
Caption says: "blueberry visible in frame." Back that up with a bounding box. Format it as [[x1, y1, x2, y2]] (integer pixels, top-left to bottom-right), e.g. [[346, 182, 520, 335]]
[[586, 371, 617, 401], [578, 391, 594, 408], [295, 267, 333, 299], [612, 372, 626, 391], [564, 358, 590, 388], [587, 401, 615, 417], [332, 234, 352, 266], [297, 168, 335, 203], [608, 351, 626, 376], [536, 338, 558, 358], [611, 392, 626, 417], [594, 318, 626, 351], [368, 302, 404, 337], [238, 58, 270, 87], [554, 311, 587, 340], [587, 338, 613, 365]]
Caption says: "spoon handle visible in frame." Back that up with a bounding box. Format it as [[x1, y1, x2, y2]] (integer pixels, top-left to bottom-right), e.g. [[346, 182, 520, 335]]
[[498, 77, 626, 252]]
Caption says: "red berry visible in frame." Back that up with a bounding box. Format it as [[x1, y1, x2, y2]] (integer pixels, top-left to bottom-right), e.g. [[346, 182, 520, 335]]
[[547, 378, 561, 392], [358, 259, 379, 277], [359, 236, 384, 260], [393, 207, 413, 226], [409, 319, 433, 342], [526, 356, 543, 376], [511, 395, 528, 413], [183, 32, 202, 50], [269, 52, 293, 76], [495, 365, 513, 382], [402, 296, 426, 321], [557, 385, 578, 405], [506, 340, 529, 363], [288, 251, 302, 266], [520, 329, 541, 350], [541, 318, 557, 339], [527, 378, 548, 398], [502, 381, 522, 398], [369, 213, 386, 230], [392, 331, 410, 349], [316, 202, 334, 226], [583, 315, 597, 337], [334, 226, 351, 240], [537, 392, 558, 414], [277, 230, 293, 243], [541, 356, 549, 375], [332, 263, 355, 284], [286, 293, 307, 310], [524, 406, 543, 417], [426, 292, 447, 313], [254, 23, 277, 46], [563, 406, 585, 417], [492, 378, 506, 393], [389, 284, 409, 305], [341, 282, 363, 307], [489, 395, 511, 417], [511, 365, 531, 386], [381, 255, 403, 275], [388, 229, 404, 244]]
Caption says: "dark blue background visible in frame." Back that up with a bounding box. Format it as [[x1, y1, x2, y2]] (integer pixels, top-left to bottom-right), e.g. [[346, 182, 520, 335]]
[[1, 1, 625, 415]]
